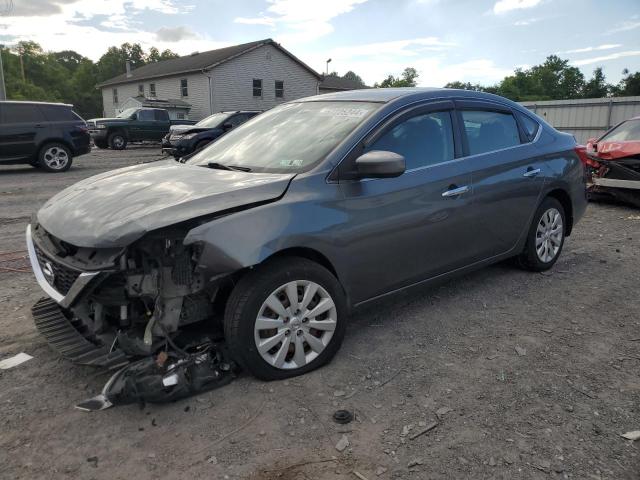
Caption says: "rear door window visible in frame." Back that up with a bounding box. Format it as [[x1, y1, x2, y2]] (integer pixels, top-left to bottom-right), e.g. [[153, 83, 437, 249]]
[[138, 110, 155, 121], [461, 110, 521, 155], [154, 110, 169, 121], [1, 103, 46, 124], [368, 110, 455, 170], [40, 105, 83, 122]]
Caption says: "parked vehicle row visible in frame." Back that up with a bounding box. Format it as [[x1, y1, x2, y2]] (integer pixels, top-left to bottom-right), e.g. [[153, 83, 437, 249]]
[[26, 88, 587, 406], [88, 107, 196, 150], [0, 101, 90, 172], [162, 110, 260, 159]]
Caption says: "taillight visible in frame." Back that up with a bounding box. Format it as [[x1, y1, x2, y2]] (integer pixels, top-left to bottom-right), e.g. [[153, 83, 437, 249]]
[[76, 125, 89, 133]]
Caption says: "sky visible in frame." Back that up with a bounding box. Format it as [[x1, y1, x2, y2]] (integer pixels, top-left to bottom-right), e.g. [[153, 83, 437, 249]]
[[0, 0, 639, 87]]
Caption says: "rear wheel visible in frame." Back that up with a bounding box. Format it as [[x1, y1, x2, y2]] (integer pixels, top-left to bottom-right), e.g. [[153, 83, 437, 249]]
[[517, 197, 566, 271], [224, 257, 347, 380], [108, 132, 127, 150], [38, 143, 72, 172]]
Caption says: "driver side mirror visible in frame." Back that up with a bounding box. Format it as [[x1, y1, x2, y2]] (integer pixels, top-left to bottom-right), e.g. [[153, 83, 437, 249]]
[[222, 122, 233, 131], [355, 150, 405, 179]]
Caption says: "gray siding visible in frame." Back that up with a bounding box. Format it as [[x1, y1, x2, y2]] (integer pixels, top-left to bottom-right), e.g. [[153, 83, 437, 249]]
[[210, 44, 319, 112], [100, 72, 210, 120], [520, 96, 640, 143]]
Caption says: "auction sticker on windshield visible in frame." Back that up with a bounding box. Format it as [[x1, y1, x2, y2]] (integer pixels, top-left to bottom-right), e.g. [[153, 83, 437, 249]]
[[318, 106, 371, 118]]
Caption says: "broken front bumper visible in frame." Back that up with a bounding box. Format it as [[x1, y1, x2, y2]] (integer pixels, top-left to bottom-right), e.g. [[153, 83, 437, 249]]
[[26, 224, 100, 308]]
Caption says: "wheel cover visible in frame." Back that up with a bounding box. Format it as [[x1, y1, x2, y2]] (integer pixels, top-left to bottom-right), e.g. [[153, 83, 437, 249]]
[[43, 146, 69, 169], [112, 136, 124, 148], [254, 280, 337, 370], [535, 207, 563, 263]]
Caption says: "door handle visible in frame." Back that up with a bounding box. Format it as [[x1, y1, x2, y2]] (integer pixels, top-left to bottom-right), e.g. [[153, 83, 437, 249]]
[[523, 167, 541, 178], [34, 124, 45, 129], [442, 185, 470, 198]]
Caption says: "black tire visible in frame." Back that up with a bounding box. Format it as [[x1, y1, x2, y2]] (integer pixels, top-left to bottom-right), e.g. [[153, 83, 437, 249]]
[[194, 139, 211, 152], [224, 257, 347, 381], [37, 142, 73, 172], [108, 132, 127, 150], [517, 197, 566, 272], [94, 140, 108, 149]]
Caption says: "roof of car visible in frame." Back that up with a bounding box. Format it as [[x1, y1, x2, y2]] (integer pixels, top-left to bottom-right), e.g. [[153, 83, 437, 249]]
[[301, 87, 522, 107], [0, 100, 73, 107]]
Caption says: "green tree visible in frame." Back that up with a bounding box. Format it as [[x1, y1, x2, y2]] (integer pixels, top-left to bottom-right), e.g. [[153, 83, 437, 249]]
[[613, 69, 640, 96], [343, 70, 365, 87], [582, 67, 609, 98], [147, 47, 179, 62], [375, 67, 419, 88]]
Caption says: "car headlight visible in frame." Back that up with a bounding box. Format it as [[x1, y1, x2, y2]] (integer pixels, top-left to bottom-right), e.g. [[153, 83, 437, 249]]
[[95, 124, 107, 129], [181, 133, 198, 140]]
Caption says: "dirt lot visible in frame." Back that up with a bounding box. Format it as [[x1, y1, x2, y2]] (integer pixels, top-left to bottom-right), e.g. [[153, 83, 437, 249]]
[[1, 147, 639, 480]]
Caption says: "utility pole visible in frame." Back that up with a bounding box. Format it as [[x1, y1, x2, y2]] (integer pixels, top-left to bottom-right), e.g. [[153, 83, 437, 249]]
[[0, 44, 5, 100], [326, 58, 332, 75]]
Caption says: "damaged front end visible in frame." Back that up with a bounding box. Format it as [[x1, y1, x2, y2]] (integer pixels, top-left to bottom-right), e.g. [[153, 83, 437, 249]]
[[27, 222, 236, 408]]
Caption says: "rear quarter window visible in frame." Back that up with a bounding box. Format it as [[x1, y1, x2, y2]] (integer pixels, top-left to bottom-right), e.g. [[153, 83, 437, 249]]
[[461, 110, 521, 155], [40, 105, 84, 122]]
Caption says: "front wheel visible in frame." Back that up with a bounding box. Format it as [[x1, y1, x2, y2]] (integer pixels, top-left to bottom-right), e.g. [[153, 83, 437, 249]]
[[108, 132, 127, 150], [224, 257, 347, 380], [517, 197, 566, 271]]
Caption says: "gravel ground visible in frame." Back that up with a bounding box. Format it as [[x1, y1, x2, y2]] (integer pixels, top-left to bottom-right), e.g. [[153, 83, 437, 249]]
[[0, 147, 639, 480]]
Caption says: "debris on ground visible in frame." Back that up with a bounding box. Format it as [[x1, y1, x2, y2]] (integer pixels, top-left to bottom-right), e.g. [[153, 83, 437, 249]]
[[436, 406, 452, 417], [333, 409, 354, 425], [407, 458, 424, 468], [621, 431, 640, 441], [375, 466, 388, 476], [335, 434, 350, 452], [515, 345, 527, 356], [352, 471, 369, 480], [0, 352, 33, 369], [409, 422, 438, 440]]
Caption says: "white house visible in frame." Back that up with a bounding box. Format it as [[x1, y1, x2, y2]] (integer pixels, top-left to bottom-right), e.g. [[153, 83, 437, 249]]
[[97, 39, 322, 121]]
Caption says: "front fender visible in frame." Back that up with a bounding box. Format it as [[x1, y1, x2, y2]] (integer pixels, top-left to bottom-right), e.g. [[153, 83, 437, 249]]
[[183, 174, 348, 282]]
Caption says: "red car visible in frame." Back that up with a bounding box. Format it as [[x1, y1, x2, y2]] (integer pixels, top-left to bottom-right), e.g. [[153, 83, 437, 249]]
[[578, 116, 640, 207]]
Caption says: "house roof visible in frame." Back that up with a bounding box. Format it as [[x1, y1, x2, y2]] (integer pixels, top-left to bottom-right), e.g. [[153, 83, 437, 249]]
[[132, 96, 191, 109], [319, 75, 368, 91], [97, 39, 321, 88]]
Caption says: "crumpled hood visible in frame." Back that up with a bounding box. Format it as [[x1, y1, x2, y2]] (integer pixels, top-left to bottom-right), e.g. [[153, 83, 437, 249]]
[[37, 160, 295, 248]]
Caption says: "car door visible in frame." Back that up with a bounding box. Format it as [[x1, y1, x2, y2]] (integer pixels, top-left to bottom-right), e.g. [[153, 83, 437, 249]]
[[153, 109, 171, 138], [0, 103, 46, 163], [455, 100, 546, 259], [132, 109, 156, 140], [338, 101, 477, 303]]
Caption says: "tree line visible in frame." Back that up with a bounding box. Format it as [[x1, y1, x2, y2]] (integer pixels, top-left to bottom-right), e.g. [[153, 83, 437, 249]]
[[2, 41, 639, 119], [1, 41, 178, 118]]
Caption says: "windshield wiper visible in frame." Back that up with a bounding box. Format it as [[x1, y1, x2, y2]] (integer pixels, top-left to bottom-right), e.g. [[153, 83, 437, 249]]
[[205, 162, 251, 172]]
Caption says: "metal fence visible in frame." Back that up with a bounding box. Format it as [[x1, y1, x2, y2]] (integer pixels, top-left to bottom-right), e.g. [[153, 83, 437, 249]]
[[519, 96, 640, 144]]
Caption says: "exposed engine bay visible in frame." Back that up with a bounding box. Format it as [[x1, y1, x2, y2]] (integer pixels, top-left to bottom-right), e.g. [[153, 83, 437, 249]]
[[27, 222, 237, 409]]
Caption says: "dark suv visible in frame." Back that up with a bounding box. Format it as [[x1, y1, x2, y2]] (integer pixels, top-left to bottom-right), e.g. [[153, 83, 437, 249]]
[[0, 101, 90, 172]]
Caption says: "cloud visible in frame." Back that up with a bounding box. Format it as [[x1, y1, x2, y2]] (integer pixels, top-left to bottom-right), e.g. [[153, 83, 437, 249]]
[[234, 0, 368, 43], [0, 0, 216, 60], [7, 0, 79, 16], [493, 0, 542, 14], [606, 20, 640, 34], [514, 17, 540, 26], [155, 25, 198, 42], [571, 50, 640, 67], [558, 44, 621, 54], [305, 38, 507, 87]]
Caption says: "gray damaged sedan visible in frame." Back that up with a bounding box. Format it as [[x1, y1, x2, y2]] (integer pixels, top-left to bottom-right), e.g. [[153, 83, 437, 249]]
[[27, 88, 587, 408]]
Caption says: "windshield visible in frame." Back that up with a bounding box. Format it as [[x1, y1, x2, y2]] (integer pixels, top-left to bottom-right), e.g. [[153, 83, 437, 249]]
[[601, 119, 640, 142], [186, 101, 380, 173], [116, 108, 138, 119], [196, 112, 232, 128]]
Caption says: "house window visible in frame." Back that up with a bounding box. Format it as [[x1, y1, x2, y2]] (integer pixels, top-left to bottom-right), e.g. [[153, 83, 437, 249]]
[[112, 88, 118, 104], [177, 112, 185, 120], [180, 78, 188, 97], [253, 79, 262, 97], [138, 84, 144, 96], [275, 80, 284, 98], [149, 83, 156, 97]]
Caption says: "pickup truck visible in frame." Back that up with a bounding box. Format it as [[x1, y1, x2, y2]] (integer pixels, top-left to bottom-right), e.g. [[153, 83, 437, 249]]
[[87, 108, 195, 150]]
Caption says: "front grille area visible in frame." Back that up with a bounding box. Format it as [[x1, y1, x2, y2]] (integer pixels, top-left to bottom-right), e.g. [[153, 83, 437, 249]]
[[34, 244, 81, 295]]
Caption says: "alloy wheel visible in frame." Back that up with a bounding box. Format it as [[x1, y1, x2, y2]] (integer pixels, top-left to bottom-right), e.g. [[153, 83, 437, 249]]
[[254, 280, 337, 370], [43, 146, 69, 170], [535, 207, 563, 263]]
